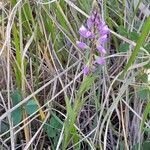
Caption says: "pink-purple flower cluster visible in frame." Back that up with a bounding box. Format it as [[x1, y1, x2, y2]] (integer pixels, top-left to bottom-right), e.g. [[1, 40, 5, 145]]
[[76, 10, 109, 75]]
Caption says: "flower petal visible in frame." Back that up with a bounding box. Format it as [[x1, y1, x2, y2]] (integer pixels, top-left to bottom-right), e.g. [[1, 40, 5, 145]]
[[82, 65, 89, 75], [76, 41, 87, 49], [95, 57, 105, 65], [95, 15, 101, 25], [79, 25, 93, 38], [96, 44, 106, 54], [99, 25, 109, 36], [87, 17, 94, 29], [98, 34, 107, 43]]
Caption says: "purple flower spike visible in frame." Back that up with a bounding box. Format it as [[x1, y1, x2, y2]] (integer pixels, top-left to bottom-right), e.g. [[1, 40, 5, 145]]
[[82, 65, 89, 75], [76, 41, 87, 49], [95, 57, 105, 65], [77, 10, 109, 75], [96, 44, 106, 54], [79, 25, 93, 38]]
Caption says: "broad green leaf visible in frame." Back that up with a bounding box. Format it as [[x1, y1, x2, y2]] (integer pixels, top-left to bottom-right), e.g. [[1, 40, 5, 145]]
[[11, 108, 22, 125], [129, 31, 139, 42], [45, 124, 56, 138], [137, 88, 149, 100], [50, 114, 63, 129], [43, 114, 63, 138], [0, 121, 9, 134], [117, 26, 128, 37], [25, 99, 38, 115], [144, 127, 150, 132], [10, 90, 22, 125], [138, 73, 148, 83], [143, 141, 150, 150], [133, 141, 150, 150], [10, 90, 22, 106], [118, 43, 129, 52]]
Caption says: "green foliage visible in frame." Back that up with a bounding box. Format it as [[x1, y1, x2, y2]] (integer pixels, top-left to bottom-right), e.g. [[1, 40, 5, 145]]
[[10, 90, 22, 125], [129, 31, 139, 42], [77, 74, 97, 97], [63, 96, 80, 150], [117, 26, 139, 52], [1, 0, 150, 149], [137, 88, 149, 101], [43, 114, 63, 150], [117, 26, 128, 37], [25, 99, 38, 116], [63, 74, 97, 149], [11, 108, 22, 126], [138, 73, 148, 83], [118, 43, 129, 52], [144, 44, 150, 69], [10, 91, 39, 125], [120, 16, 150, 78], [145, 44, 150, 53], [44, 114, 63, 138], [77, 0, 91, 14], [132, 141, 150, 150]]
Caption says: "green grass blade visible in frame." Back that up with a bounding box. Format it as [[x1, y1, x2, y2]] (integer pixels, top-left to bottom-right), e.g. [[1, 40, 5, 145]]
[[120, 17, 150, 78]]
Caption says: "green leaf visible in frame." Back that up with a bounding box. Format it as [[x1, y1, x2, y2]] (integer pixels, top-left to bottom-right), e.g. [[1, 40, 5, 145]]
[[78, 74, 96, 96], [129, 31, 139, 41], [25, 99, 38, 115], [144, 127, 150, 132], [118, 43, 129, 52], [0, 121, 9, 134], [10, 90, 22, 106], [50, 114, 63, 129], [143, 141, 150, 150], [144, 44, 150, 68], [11, 108, 22, 125], [10, 90, 22, 125], [45, 124, 56, 138], [137, 88, 149, 100], [65, 96, 75, 123], [145, 43, 150, 53], [144, 62, 150, 69], [138, 73, 148, 83], [43, 114, 63, 138], [117, 26, 128, 37], [132, 141, 150, 150], [140, 100, 150, 132]]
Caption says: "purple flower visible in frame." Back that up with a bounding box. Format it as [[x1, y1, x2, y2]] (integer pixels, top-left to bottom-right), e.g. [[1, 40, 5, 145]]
[[77, 9, 109, 76], [87, 17, 94, 29], [95, 15, 101, 26], [95, 57, 105, 65], [79, 25, 93, 38], [82, 65, 89, 75], [98, 34, 107, 43], [98, 24, 109, 36], [96, 44, 106, 54], [76, 41, 87, 49]]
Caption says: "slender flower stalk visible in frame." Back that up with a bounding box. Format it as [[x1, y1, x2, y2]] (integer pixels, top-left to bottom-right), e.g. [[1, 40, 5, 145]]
[[76, 6, 109, 75]]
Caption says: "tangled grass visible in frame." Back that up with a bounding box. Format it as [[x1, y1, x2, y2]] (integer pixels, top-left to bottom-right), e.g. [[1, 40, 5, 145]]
[[0, 0, 150, 149]]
